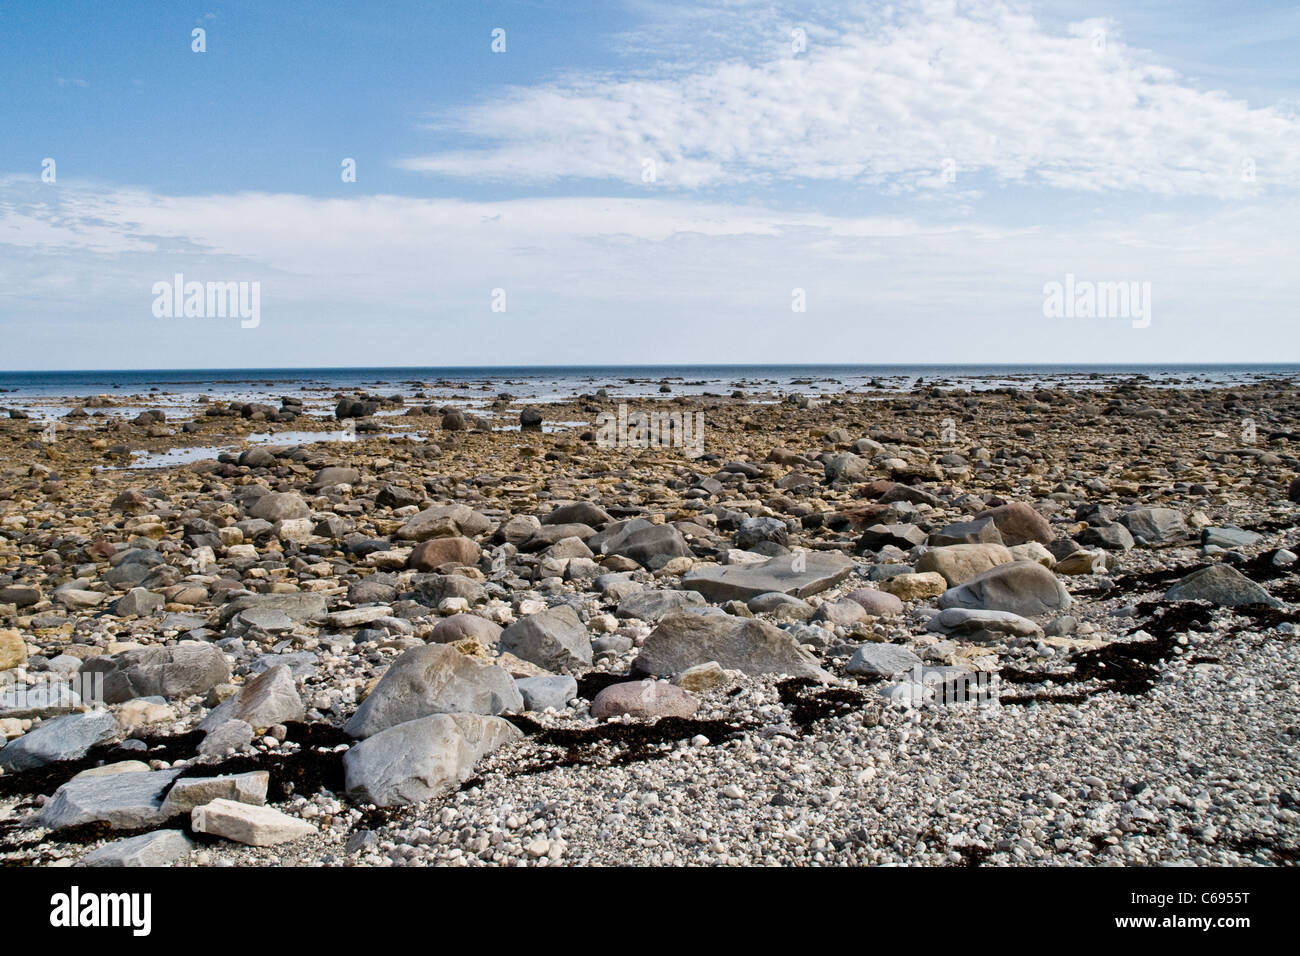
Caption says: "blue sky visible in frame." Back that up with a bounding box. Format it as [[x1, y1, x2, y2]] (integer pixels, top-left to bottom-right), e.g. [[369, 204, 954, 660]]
[[1, 0, 1298, 369]]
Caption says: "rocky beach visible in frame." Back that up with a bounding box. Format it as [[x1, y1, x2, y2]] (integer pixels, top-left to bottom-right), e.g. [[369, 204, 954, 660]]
[[1, 370, 1297, 868]]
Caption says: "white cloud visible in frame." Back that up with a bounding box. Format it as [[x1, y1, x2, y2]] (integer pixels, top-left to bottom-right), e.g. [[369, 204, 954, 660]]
[[399, 0, 1300, 197], [1, 176, 1297, 367]]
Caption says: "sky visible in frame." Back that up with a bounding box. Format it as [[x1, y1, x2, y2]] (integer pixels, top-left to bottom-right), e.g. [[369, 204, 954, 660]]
[[0, 0, 1297, 370]]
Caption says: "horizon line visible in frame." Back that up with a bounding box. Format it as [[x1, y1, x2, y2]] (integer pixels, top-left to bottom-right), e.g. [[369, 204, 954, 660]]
[[4, 362, 1300, 376]]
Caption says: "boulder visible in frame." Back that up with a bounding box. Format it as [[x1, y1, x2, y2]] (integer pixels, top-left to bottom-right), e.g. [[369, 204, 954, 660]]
[[857, 523, 927, 552], [595, 521, 692, 570], [81, 643, 230, 704], [0, 710, 118, 771], [396, 504, 491, 541], [344, 643, 523, 738], [823, 453, 871, 483], [198, 665, 305, 733], [1201, 527, 1263, 550], [975, 502, 1054, 546], [682, 552, 853, 601], [1164, 564, 1279, 607], [928, 517, 1004, 547], [430, 614, 503, 647], [879, 572, 947, 600], [217, 592, 327, 626], [615, 589, 705, 621], [248, 492, 310, 522], [515, 675, 577, 712], [408, 536, 481, 571], [343, 713, 521, 807], [634, 610, 831, 680], [590, 680, 700, 719], [735, 517, 789, 551], [937, 561, 1071, 616], [844, 644, 923, 679], [191, 799, 316, 847], [542, 502, 612, 528], [40, 768, 182, 831], [1077, 523, 1135, 551], [498, 605, 593, 673], [915, 544, 1015, 586], [1120, 507, 1189, 547], [844, 588, 904, 617], [925, 607, 1043, 642], [159, 771, 268, 817]]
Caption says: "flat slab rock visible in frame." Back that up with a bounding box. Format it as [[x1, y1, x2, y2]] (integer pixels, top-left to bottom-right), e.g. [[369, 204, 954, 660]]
[[681, 552, 854, 602], [0, 709, 118, 772], [40, 768, 183, 832], [160, 771, 268, 817], [191, 799, 317, 846]]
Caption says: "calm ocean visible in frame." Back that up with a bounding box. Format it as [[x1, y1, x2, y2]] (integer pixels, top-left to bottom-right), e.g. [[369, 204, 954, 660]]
[[1, 364, 1298, 403]]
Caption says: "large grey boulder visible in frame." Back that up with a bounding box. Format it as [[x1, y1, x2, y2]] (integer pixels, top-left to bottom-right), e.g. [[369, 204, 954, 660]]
[[928, 517, 1004, 547], [343, 713, 521, 807], [1201, 527, 1263, 550], [937, 561, 1071, 616], [40, 768, 182, 831], [634, 610, 831, 681], [248, 492, 310, 522], [1120, 507, 1189, 547], [344, 644, 522, 739], [682, 552, 853, 602], [857, 523, 927, 552], [1164, 564, 1280, 607], [0, 710, 118, 771], [975, 503, 1054, 546], [515, 675, 577, 712], [823, 452, 870, 483], [542, 502, 612, 528], [592, 520, 692, 570], [80, 642, 230, 704], [844, 644, 923, 679], [498, 605, 593, 673], [396, 504, 491, 541], [430, 613, 503, 646], [198, 664, 304, 733], [111, 588, 165, 617], [1077, 523, 1136, 551]]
